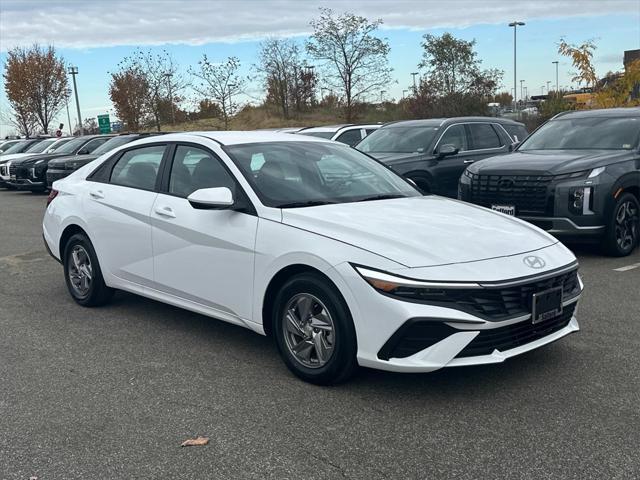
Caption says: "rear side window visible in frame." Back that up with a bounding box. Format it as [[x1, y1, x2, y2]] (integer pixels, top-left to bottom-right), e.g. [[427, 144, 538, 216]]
[[468, 123, 502, 149], [334, 129, 363, 146], [502, 124, 529, 142], [110, 145, 165, 191]]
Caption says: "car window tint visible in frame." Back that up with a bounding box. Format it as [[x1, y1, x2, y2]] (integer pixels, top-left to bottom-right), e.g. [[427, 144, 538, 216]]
[[82, 138, 109, 153], [438, 124, 468, 151], [110, 145, 165, 190], [468, 123, 502, 149], [334, 129, 362, 146], [169, 145, 235, 198], [502, 124, 528, 142]]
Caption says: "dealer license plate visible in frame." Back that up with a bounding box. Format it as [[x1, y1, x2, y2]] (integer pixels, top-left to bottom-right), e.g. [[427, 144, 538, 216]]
[[491, 204, 516, 216], [531, 287, 563, 324]]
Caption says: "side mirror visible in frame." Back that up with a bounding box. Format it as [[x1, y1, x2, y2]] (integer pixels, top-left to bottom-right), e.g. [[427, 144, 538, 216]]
[[187, 187, 234, 210], [509, 141, 520, 152], [437, 144, 459, 158]]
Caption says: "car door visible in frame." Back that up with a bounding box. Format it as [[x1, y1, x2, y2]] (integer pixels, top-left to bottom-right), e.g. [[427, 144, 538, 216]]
[[430, 123, 472, 197], [84, 144, 166, 286], [150, 144, 258, 323]]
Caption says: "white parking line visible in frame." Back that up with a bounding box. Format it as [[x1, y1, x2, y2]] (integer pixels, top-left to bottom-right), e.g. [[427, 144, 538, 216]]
[[613, 263, 640, 272]]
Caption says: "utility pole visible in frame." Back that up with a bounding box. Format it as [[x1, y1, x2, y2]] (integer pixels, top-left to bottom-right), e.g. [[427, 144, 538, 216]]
[[552, 61, 559, 93], [508, 21, 525, 111], [68, 66, 83, 135], [411, 72, 418, 93], [520, 79, 525, 106]]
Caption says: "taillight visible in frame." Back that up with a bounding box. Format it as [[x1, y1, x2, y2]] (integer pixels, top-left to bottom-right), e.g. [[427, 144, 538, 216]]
[[47, 189, 59, 206]]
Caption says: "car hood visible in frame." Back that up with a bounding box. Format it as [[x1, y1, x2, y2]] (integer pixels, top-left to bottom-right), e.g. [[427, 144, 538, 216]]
[[49, 154, 98, 167], [280, 196, 556, 268], [0, 153, 37, 162], [12, 152, 67, 166], [469, 149, 633, 175]]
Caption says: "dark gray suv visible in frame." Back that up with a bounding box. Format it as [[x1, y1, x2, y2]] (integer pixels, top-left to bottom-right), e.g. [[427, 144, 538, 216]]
[[459, 108, 640, 256], [356, 117, 527, 198]]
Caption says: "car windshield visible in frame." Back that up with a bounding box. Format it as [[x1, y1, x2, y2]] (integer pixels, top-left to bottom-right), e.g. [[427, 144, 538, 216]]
[[357, 126, 439, 153], [298, 131, 334, 139], [519, 116, 640, 151], [54, 137, 88, 154], [91, 135, 137, 155], [25, 139, 57, 153], [225, 141, 419, 208], [2, 141, 37, 154]]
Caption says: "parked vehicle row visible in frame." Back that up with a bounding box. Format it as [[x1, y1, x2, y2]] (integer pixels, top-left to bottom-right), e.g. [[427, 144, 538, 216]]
[[43, 131, 583, 385]]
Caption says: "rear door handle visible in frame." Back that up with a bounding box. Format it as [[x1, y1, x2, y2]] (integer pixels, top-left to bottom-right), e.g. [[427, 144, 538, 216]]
[[154, 206, 176, 218], [89, 189, 104, 199]]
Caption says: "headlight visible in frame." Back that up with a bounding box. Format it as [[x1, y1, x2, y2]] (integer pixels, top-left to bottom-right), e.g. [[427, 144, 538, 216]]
[[354, 266, 479, 298], [588, 167, 606, 178], [569, 187, 594, 215]]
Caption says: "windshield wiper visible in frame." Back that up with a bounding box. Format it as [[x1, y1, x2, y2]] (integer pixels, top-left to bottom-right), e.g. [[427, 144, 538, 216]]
[[276, 200, 336, 209], [355, 194, 406, 203]]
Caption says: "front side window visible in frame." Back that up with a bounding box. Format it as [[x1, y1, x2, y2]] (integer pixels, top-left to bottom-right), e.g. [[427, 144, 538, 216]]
[[357, 126, 439, 154], [519, 116, 640, 151], [468, 123, 502, 149], [437, 124, 468, 152], [334, 129, 363, 146], [91, 136, 137, 156], [169, 145, 235, 198], [110, 145, 165, 190], [502, 124, 528, 142], [54, 137, 89, 155], [225, 141, 419, 208], [81, 137, 110, 153]]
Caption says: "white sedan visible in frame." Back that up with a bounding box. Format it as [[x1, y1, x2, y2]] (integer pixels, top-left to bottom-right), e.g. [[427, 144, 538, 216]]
[[43, 132, 582, 384]]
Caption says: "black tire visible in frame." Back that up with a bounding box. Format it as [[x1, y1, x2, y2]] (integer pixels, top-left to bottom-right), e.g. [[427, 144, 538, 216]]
[[408, 175, 431, 194], [601, 192, 639, 257], [63, 233, 114, 306], [273, 273, 358, 385]]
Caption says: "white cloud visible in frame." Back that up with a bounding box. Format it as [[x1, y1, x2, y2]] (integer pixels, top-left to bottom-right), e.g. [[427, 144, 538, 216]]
[[1, 0, 637, 50]]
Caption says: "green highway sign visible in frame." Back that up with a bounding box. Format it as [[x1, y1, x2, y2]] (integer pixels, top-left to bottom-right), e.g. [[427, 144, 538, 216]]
[[97, 114, 111, 134]]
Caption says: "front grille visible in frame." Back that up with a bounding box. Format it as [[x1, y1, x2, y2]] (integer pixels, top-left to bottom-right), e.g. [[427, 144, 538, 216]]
[[9, 164, 17, 177], [378, 300, 577, 360], [14, 165, 30, 180], [456, 303, 576, 358], [392, 268, 580, 321], [468, 174, 553, 215]]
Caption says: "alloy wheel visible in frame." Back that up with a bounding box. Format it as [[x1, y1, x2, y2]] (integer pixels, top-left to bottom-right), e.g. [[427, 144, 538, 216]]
[[282, 293, 335, 368], [615, 200, 639, 251], [68, 245, 93, 297]]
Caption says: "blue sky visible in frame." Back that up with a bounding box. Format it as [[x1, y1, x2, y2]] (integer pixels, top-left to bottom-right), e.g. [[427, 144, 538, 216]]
[[1, 0, 639, 136]]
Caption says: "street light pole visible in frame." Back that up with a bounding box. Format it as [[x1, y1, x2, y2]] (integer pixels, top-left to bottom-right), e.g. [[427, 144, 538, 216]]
[[508, 21, 525, 111], [64, 88, 73, 136], [552, 61, 559, 93], [520, 79, 525, 105], [411, 72, 418, 93], [68, 66, 83, 135]]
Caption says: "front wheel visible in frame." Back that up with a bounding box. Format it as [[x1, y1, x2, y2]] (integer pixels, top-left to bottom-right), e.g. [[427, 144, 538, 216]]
[[63, 233, 114, 306], [273, 273, 358, 385], [601, 192, 639, 257]]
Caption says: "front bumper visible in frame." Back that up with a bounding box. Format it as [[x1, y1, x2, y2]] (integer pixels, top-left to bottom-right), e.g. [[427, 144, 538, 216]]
[[521, 216, 605, 239], [6, 178, 47, 190], [333, 246, 582, 373]]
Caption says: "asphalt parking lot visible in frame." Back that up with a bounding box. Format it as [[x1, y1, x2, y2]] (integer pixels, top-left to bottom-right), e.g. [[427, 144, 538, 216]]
[[1, 189, 639, 480]]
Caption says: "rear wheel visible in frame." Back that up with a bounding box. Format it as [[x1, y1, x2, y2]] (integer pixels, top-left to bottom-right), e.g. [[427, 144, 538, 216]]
[[273, 273, 358, 385], [602, 192, 639, 256], [63, 233, 114, 306]]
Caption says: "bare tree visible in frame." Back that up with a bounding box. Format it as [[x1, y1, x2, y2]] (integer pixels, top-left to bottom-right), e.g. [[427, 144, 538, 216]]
[[3, 44, 68, 134], [109, 66, 150, 132], [0, 102, 39, 138], [306, 8, 392, 121], [190, 56, 245, 130], [258, 38, 300, 119]]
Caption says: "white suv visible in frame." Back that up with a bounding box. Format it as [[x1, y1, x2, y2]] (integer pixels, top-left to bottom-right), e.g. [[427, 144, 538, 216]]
[[297, 124, 381, 146], [43, 132, 582, 384]]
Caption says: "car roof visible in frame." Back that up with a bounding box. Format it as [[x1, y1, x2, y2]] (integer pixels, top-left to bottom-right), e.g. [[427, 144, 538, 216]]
[[139, 131, 337, 146], [384, 117, 524, 128], [298, 124, 380, 133], [552, 107, 640, 119]]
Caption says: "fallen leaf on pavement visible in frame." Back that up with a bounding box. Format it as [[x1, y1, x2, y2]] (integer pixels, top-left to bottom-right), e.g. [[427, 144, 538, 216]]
[[181, 436, 209, 447]]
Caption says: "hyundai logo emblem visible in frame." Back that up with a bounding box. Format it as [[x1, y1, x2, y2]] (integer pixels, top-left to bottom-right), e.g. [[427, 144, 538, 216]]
[[498, 178, 514, 190], [523, 256, 546, 269]]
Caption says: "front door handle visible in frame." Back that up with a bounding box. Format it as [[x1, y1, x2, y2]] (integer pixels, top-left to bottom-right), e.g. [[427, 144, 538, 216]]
[[154, 206, 176, 218], [463, 159, 475, 164], [89, 189, 104, 199]]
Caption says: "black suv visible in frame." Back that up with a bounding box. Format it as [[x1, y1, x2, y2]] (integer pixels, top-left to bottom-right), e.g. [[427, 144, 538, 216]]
[[7, 135, 113, 192], [356, 117, 527, 197], [46, 133, 165, 187], [459, 108, 640, 256]]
